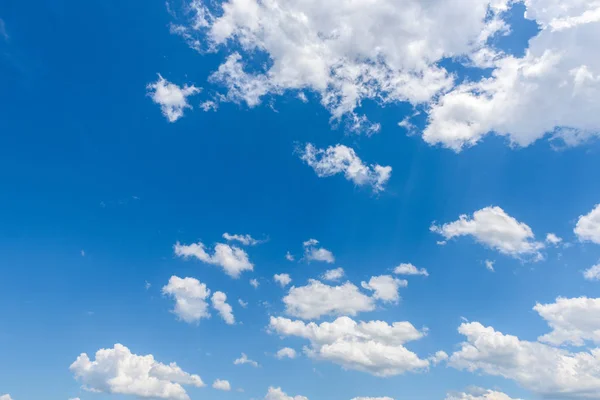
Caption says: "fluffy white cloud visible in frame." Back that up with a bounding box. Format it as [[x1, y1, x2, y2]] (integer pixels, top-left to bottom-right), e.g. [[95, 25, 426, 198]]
[[265, 387, 308, 400], [234, 353, 259, 367], [276, 347, 297, 359], [450, 322, 600, 398], [222, 233, 261, 245], [431, 206, 544, 260], [269, 316, 429, 376], [445, 388, 521, 400], [352, 398, 394, 400], [174, 241, 253, 278], [393, 263, 429, 277], [70, 344, 204, 400], [322, 267, 345, 281], [283, 279, 375, 319], [211, 291, 235, 325], [534, 297, 600, 346], [429, 350, 449, 365], [546, 233, 563, 245], [162, 276, 211, 324], [274, 273, 292, 287], [361, 275, 407, 303], [212, 379, 231, 391], [0, 395, 13, 400], [584, 264, 600, 281], [575, 204, 600, 244], [147, 74, 200, 122], [302, 239, 335, 263], [300, 144, 391, 192]]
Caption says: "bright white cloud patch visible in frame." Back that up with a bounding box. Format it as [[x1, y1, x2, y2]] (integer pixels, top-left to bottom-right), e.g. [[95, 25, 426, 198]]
[[269, 316, 429, 376], [445, 388, 521, 400], [546, 233, 563, 245], [222, 233, 260, 246], [393, 263, 429, 277], [234, 353, 259, 367], [0, 395, 13, 400], [70, 344, 204, 400], [302, 239, 335, 263], [322, 267, 345, 281], [174, 241, 253, 278], [283, 279, 375, 320], [584, 264, 600, 281], [264, 387, 308, 400], [162, 276, 211, 324], [429, 350, 449, 365], [300, 144, 391, 192], [212, 379, 231, 391], [575, 204, 600, 244], [211, 291, 235, 325], [352, 397, 394, 400], [361, 275, 407, 303], [274, 273, 292, 287], [431, 206, 544, 260], [276, 347, 297, 359], [534, 297, 600, 346], [147, 74, 200, 122]]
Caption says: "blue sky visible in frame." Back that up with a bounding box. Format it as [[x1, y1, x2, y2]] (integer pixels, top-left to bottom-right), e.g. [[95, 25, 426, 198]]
[[1, 1, 600, 400]]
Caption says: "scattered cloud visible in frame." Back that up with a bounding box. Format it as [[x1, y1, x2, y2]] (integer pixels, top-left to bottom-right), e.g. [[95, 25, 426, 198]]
[[147, 74, 200, 122], [584, 264, 600, 281], [70, 344, 204, 400], [80, 250, 85, 257], [264, 387, 308, 400], [276, 347, 297, 359], [200, 100, 218, 112], [393, 263, 429, 277], [361, 275, 407, 303], [222, 233, 262, 246], [431, 206, 544, 260], [234, 353, 259, 368], [250, 278, 260, 288], [302, 239, 335, 263], [212, 379, 231, 391], [0, 395, 12, 400], [575, 204, 600, 244], [534, 297, 600, 346], [238, 299, 248, 308], [0, 19, 8, 42], [322, 267, 345, 281], [352, 398, 394, 400], [546, 233, 563, 246], [484, 260, 495, 272], [285, 252, 295, 261], [429, 351, 449, 365], [162, 276, 211, 324], [174, 241, 253, 278], [445, 388, 522, 400], [300, 144, 391, 192], [274, 273, 292, 287], [211, 291, 235, 325]]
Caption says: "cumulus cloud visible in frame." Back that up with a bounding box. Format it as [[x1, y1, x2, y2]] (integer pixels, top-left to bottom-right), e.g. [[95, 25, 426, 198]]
[[361, 275, 407, 303], [283, 279, 375, 320], [234, 353, 259, 367], [274, 273, 292, 287], [575, 204, 600, 244], [212, 379, 231, 391], [147, 74, 200, 122], [264, 387, 308, 400], [276, 347, 297, 359], [352, 398, 394, 400], [300, 144, 391, 192], [211, 291, 235, 325], [0, 395, 13, 400], [429, 351, 449, 365], [302, 239, 335, 263], [393, 263, 429, 277], [174, 241, 253, 278], [445, 388, 521, 400], [322, 267, 345, 281], [534, 297, 600, 346], [584, 264, 600, 281], [431, 206, 544, 260], [162, 276, 211, 324], [546, 233, 563, 245], [222, 233, 261, 246], [70, 344, 204, 400], [269, 316, 429, 376]]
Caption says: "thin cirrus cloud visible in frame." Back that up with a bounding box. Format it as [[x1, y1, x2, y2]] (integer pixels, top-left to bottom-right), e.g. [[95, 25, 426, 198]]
[[174, 241, 254, 278], [147, 74, 200, 122], [69, 344, 204, 400]]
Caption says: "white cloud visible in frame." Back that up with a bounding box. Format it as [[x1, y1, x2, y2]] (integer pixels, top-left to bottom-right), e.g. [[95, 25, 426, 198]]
[[238, 299, 248, 308], [283, 279, 375, 320], [212, 379, 231, 391], [285, 251, 295, 261], [269, 316, 429, 376], [147, 74, 200, 122], [276, 347, 297, 359], [429, 350, 449, 365], [431, 206, 544, 260], [0, 395, 13, 400], [211, 291, 235, 325], [393, 263, 429, 277], [485, 260, 495, 272], [352, 398, 394, 400], [250, 278, 260, 288], [302, 239, 335, 263], [264, 387, 308, 400], [69, 398, 80, 400], [174, 241, 253, 278], [274, 273, 292, 287], [584, 264, 600, 281], [162, 276, 211, 324], [445, 388, 522, 400], [361, 275, 407, 303], [322, 267, 345, 281], [300, 144, 392, 192], [534, 297, 600, 346], [575, 204, 600, 244], [70, 344, 204, 400], [222, 233, 261, 246], [546, 233, 563, 245], [234, 353, 259, 367]]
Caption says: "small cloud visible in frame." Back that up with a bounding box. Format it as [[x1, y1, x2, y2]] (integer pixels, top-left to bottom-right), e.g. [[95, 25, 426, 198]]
[[0, 19, 9, 41], [233, 353, 259, 367], [583, 263, 600, 281], [321, 267, 345, 281], [274, 273, 292, 287], [298, 92, 308, 103], [285, 251, 295, 261], [80, 250, 86, 257], [484, 259, 495, 272], [212, 379, 231, 391], [249, 279, 259, 289], [276, 347, 297, 359], [546, 233, 563, 246], [145, 281, 151, 290], [302, 239, 335, 263], [200, 100, 218, 112], [238, 299, 248, 308], [393, 263, 429, 276], [147, 74, 200, 122]]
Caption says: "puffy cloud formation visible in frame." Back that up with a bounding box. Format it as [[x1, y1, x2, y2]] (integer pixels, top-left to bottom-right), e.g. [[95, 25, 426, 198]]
[[534, 297, 600, 346], [0, 395, 13, 400], [429, 350, 449, 365], [69, 344, 204, 400], [360, 275, 407, 303], [302, 239, 335, 263], [222, 233, 261, 246], [352, 398, 394, 400], [283, 279, 375, 319], [300, 144, 391, 192], [274, 273, 292, 287], [265, 387, 308, 400], [147, 74, 200, 122], [234, 353, 259, 367], [393, 263, 429, 277], [575, 204, 600, 244], [276, 347, 297, 359], [445, 388, 521, 400], [584, 264, 600, 281], [546, 233, 563, 245], [174, 241, 253, 278], [431, 206, 544, 260], [211, 291, 235, 325], [322, 267, 345, 281], [269, 316, 429, 376], [212, 379, 231, 391], [162, 276, 211, 324]]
